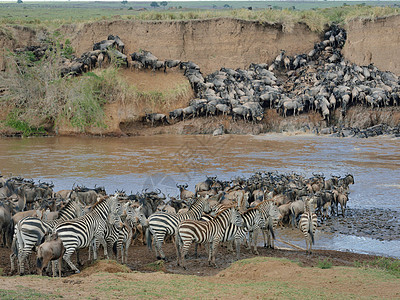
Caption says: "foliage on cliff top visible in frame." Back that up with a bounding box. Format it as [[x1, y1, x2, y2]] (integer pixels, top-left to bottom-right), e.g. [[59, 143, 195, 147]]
[[0, 40, 192, 134], [0, 2, 399, 33]]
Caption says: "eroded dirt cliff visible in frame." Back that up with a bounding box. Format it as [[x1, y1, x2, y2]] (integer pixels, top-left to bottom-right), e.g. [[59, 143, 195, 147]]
[[343, 15, 400, 75], [59, 18, 320, 74]]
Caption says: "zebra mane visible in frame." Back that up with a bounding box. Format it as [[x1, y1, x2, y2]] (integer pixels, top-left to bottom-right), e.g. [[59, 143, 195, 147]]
[[213, 205, 235, 219], [253, 199, 273, 210], [91, 196, 108, 210], [244, 206, 259, 214]]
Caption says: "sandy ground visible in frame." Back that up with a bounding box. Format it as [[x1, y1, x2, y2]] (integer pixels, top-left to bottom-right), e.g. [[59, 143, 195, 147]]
[[0, 242, 399, 299]]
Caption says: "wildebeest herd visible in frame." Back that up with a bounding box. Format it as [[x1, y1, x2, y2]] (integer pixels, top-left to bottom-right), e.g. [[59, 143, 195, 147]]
[[0, 171, 354, 276], [13, 24, 400, 130]]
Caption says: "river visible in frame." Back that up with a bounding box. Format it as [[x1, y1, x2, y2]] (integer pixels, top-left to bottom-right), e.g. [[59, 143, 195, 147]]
[[0, 134, 399, 257]]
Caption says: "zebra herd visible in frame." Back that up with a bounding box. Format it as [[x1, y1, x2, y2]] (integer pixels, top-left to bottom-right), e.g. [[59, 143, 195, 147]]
[[0, 171, 354, 276]]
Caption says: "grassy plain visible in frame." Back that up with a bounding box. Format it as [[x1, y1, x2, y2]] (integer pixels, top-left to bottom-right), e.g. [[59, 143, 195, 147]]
[[0, 1, 399, 32]]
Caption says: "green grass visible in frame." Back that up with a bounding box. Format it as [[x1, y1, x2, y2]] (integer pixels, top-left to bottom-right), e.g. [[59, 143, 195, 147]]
[[5, 111, 46, 137], [0, 287, 62, 300], [88, 257, 400, 299], [355, 257, 400, 278], [317, 258, 333, 269], [0, 2, 399, 32]]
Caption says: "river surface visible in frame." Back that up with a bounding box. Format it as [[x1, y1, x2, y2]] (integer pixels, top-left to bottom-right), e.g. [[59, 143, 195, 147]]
[[0, 134, 399, 257]]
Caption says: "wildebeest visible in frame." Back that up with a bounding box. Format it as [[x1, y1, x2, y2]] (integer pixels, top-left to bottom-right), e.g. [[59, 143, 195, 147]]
[[144, 113, 169, 126], [36, 232, 65, 277]]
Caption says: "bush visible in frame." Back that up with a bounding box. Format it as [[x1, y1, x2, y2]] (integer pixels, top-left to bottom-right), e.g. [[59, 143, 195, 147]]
[[317, 259, 332, 269]]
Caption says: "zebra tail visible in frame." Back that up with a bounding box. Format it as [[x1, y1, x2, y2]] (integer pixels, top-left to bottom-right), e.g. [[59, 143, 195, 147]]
[[268, 219, 275, 240], [146, 227, 153, 251], [112, 242, 117, 257], [175, 232, 182, 254], [309, 226, 315, 245]]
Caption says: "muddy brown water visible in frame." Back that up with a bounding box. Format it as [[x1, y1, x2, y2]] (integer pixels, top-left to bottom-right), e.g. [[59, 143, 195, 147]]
[[0, 134, 399, 257]]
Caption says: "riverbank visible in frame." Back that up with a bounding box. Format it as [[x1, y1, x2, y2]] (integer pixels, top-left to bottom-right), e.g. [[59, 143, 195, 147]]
[[0, 247, 399, 299], [1, 12, 400, 137]]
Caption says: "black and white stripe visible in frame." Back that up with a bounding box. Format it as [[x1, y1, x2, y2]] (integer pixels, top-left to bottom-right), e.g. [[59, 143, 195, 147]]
[[54, 195, 121, 273], [176, 207, 243, 269], [299, 200, 318, 253], [147, 197, 211, 260], [200, 207, 265, 259], [252, 200, 281, 249], [11, 199, 83, 275]]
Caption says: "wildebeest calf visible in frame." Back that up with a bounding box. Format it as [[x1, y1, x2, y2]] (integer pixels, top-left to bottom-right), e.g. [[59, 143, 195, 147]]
[[36, 232, 65, 277]]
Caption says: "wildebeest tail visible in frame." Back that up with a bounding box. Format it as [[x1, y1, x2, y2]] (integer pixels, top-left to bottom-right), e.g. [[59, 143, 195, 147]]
[[36, 257, 43, 269], [36, 246, 43, 269], [7, 221, 14, 247]]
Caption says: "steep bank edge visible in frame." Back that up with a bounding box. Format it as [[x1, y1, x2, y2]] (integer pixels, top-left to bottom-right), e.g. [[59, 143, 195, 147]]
[[343, 14, 400, 75]]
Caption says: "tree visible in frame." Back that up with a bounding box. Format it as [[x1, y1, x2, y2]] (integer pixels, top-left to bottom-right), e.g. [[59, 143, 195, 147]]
[[150, 2, 159, 8], [121, 0, 128, 4], [223, 4, 231, 9], [17, 0, 23, 3], [160, 1, 168, 9]]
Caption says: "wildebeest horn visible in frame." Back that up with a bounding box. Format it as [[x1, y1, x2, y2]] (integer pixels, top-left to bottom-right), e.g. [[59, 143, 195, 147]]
[[156, 188, 161, 194]]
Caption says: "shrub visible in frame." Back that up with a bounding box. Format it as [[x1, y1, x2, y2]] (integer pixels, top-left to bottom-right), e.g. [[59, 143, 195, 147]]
[[317, 259, 333, 269]]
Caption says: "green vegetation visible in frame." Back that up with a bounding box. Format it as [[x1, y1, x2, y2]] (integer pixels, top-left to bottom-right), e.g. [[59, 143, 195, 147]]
[[0, 287, 61, 300], [5, 112, 46, 137], [0, 39, 114, 133], [0, 2, 398, 32], [0, 40, 191, 134], [87, 257, 400, 299], [355, 257, 400, 278], [317, 258, 333, 269], [145, 260, 165, 271]]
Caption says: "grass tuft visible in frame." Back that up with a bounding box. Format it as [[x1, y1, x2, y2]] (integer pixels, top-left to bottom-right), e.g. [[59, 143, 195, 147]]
[[317, 258, 333, 269], [357, 257, 400, 278]]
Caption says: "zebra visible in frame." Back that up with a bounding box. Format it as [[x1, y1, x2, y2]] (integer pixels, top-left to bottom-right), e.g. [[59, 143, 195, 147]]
[[90, 204, 148, 264], [252, 200, 281, 249], [299, 199, 318, 253], [197, 205, 266, 259], [117, 205, 148, 264], [147, 196, 211, 260], [54, 195, 122, 273], [11, 199, 84, 275], [176, 207, 244, 269]]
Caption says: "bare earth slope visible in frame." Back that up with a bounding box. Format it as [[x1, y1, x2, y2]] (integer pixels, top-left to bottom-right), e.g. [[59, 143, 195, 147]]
[[2, 16, 400, 75], [59, 18, 320, 74], [343, 15, 400, 75]]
